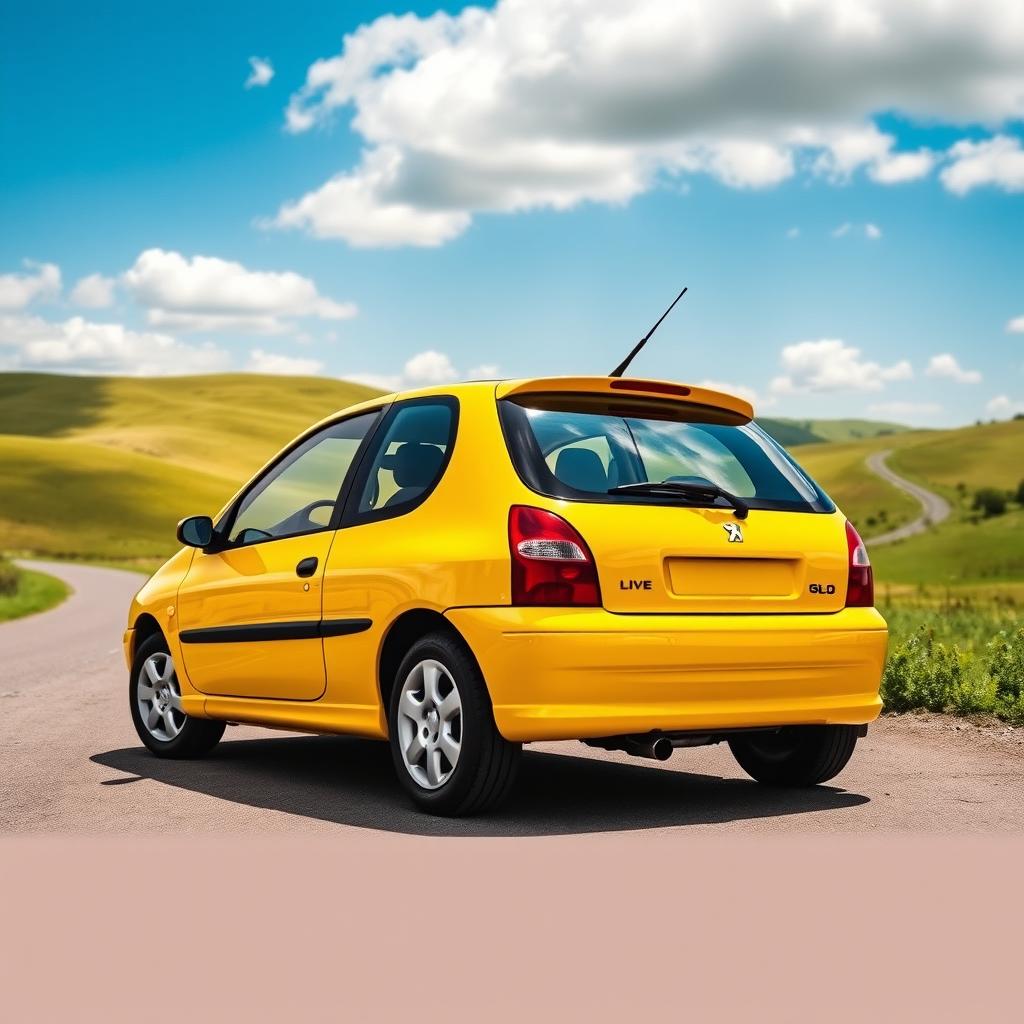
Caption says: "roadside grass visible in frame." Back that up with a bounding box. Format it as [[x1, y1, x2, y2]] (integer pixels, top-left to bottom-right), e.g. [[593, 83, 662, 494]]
[[879, 594, 1024, 726], [0, 558, 70, 623]]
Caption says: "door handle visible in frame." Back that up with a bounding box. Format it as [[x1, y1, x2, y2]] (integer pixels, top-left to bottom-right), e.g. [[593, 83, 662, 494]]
[[296, 556, 318, 578]]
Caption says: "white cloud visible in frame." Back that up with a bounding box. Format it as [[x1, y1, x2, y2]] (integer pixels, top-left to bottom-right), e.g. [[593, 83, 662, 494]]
[[273, 147, 471, 248], [467, 363, 500, 379], [925, 353, 981, 384], [0, 313, 228, 376], [985, 395, 1024, 419], [246, 349, 323, 376], [245, 57, 274, 89], [122, 249, 357, 333], [869, 149, 935, 184], [696, 379, 765, 409], [350, 349, 486, 391], [275, 0, 1024, 247], [771, 339, 912, 395], [70, 273, 116, 309], [403, 349, 457, 385], [0, 261, 61, 310], [833, 222, 881, 240], [786, 227, 800, 239], [941, 135, 1024, 195], [1007, 315, 1024, 334], [867, 401, 942, 421], [145, 310, 294, 335]]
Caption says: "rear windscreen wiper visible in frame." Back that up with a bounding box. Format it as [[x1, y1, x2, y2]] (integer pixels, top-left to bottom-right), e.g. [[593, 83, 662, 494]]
[[608, 480, 749, 519]]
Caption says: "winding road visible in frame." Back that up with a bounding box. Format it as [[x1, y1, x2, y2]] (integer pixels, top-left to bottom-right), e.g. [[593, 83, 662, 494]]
[[865, 448, 951, 545]]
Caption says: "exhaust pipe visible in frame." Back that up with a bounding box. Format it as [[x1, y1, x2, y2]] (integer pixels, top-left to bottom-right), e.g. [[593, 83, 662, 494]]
[[625, 736, 673, 761], [585, 735, 673, 761]]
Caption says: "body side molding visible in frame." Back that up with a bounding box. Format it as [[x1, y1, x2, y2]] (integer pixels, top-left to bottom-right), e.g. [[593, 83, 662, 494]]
[[180, 619, 372, 644]]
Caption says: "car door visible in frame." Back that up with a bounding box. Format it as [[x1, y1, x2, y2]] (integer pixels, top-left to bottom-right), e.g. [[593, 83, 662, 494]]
[[177, 410, 382, 700], [320, 398, 459, 718]]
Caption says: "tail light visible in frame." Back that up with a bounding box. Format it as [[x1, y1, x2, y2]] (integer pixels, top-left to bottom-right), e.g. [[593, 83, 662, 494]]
[[845, 520, 874, 607], [509, 505, 601, 607]]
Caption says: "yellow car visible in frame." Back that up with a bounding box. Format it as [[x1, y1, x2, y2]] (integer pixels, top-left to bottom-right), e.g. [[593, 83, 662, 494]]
[[124, 376, 887, 815]]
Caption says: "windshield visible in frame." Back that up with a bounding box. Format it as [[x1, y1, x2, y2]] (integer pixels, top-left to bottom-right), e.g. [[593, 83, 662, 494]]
[[499, 399, 834, 514]]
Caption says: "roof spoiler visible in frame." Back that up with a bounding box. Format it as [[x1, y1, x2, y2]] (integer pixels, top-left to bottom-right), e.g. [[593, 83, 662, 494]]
[[495, 376, 754, 423]]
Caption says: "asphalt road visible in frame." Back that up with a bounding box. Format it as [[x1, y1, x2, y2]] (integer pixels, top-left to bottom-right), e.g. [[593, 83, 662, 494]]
[[865, 448, 952, 545], [2, 559, 1021, 836]]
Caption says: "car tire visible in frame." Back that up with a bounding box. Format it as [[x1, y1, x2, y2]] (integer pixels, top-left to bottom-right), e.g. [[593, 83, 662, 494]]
[[728, 725, 859, 786], [388, 632, 521, 816], [130, 633, 225, 758]]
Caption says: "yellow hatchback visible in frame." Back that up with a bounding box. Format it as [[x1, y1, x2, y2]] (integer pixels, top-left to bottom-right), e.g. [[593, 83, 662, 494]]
[[124, 376, 887, 815]]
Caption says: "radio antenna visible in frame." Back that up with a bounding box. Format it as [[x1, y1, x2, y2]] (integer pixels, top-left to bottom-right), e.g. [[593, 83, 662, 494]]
[[608, 286, 688, 377]]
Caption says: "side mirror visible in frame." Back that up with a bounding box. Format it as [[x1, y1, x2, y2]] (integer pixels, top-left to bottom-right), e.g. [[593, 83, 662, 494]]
[[176, 515, 214, 549]]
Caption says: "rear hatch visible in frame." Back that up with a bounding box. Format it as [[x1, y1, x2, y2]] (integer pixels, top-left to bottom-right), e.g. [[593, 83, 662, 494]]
[[497, 377, 848, 614]]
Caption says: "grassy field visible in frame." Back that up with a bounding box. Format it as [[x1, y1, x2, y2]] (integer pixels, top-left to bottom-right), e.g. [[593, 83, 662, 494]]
[[0, 558, 69, 623], [878, 595, 1024, 725], [0, 372, 380, 559], [886, 418, 1024, 496], [794, 418, 1024, 585]]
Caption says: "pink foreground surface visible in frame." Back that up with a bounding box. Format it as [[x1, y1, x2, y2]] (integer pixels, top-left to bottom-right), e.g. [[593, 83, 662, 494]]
[[2, 835, 1021, 1021]]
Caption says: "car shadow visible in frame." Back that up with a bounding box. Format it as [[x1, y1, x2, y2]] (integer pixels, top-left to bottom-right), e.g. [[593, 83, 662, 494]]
[[91, 735, 869, 837]]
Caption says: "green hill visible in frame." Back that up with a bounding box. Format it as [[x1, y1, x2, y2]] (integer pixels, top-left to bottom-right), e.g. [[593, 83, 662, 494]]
[[793, 420, 1024, 587], [886, 418, 1024, 496], [0, 373, 381, 558], [759, 416, 909, 446]]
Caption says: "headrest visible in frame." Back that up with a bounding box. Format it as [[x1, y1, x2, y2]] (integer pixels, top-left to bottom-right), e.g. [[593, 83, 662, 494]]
[[391, 442, 445, 489], [554, 447, 607, 493]]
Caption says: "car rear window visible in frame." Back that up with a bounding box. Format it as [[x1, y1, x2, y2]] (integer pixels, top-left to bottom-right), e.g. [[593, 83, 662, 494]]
[[499, 397, 834, 514]]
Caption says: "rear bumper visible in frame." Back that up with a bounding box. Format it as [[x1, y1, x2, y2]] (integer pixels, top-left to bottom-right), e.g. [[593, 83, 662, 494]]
[[445, 607, 888, 742]]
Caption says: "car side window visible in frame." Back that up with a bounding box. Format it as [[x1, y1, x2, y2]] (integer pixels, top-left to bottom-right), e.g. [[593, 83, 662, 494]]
[[228, 412, 379, 546], [353, 399, 456, 519]]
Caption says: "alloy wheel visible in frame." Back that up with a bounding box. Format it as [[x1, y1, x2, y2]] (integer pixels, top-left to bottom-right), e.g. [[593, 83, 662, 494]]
[[137, 652, 185, 742], [397, 659, 463, 790]]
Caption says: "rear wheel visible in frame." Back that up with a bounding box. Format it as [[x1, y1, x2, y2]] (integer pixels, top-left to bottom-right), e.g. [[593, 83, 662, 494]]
[[388, 633, 520, 816], [130, 634, 225, 758], [728, 726, 859, 786]]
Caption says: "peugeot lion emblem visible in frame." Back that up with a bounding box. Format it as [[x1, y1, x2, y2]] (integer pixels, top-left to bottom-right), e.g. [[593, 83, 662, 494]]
[[723, 522, 743, 543]]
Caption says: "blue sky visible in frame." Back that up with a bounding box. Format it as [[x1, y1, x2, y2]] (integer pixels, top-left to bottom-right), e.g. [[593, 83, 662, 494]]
[[1, 0, 1022, 426]]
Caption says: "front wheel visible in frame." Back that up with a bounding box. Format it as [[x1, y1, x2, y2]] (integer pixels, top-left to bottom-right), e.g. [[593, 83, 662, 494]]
[[129, 634, 225, 758], [388, 633, 521, 816], [728, 726, 859, 786]]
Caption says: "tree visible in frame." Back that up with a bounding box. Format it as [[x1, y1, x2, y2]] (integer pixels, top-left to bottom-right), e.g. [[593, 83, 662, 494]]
[[1016, 479, 1024, 505], [973, 487, 1007, 518]]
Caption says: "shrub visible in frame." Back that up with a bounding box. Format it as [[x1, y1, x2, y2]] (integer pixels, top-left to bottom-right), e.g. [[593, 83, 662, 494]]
[[987, 627, 1024, 726], [972, 487, 1007, 518], [881, 627, 976, 714], [1016, 479, 1024, 505], [0, 558, 20, 597]]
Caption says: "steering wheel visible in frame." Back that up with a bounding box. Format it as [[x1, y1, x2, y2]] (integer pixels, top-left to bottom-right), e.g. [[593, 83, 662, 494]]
[[268, 499, 337, 537], [296, 499, 336, 526]]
